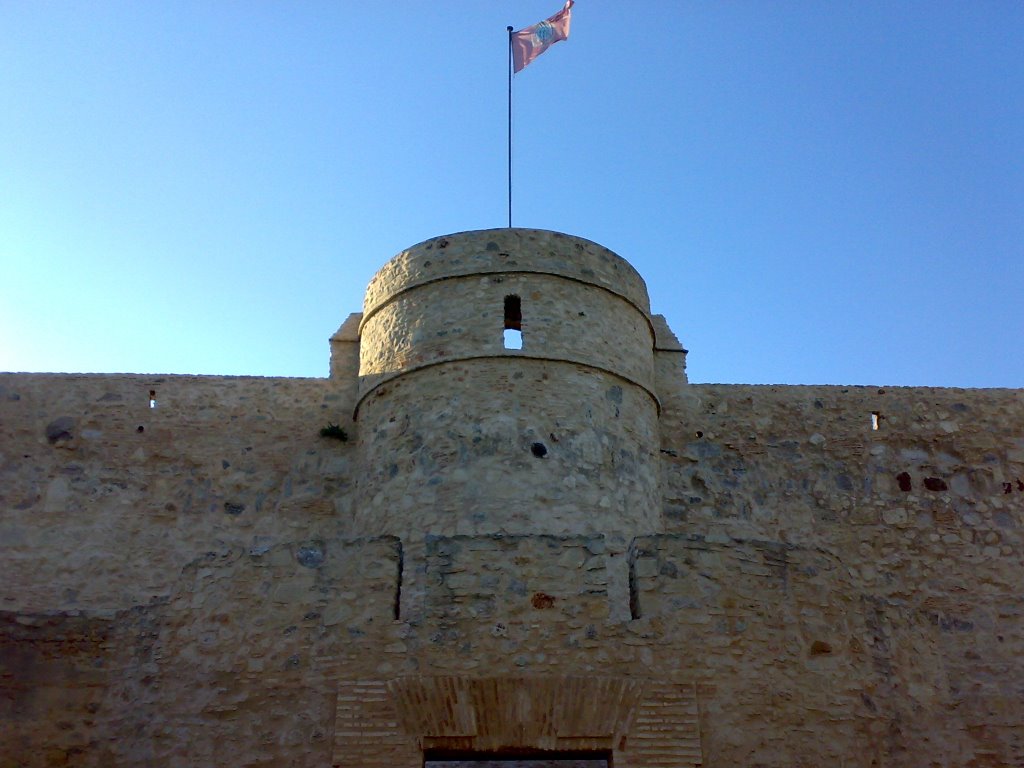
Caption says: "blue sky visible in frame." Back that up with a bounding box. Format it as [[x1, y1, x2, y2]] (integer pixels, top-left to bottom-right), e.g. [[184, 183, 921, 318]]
[[2, 1, 1021, 387]]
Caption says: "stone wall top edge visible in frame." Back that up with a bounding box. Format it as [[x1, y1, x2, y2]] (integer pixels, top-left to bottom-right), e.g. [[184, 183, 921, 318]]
[[398, 227, 623, 257], [688, 382, 1023, 395], [0, 372, 327, 383], [364, 228, 651, 316]]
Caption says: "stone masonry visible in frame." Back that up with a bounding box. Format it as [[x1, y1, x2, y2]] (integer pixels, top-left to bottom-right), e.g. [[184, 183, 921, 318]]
[[1, 228, 1022, 767]]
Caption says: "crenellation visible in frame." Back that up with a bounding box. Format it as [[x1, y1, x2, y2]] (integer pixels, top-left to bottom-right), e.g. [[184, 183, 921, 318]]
[[1, 229, 1021, 766]]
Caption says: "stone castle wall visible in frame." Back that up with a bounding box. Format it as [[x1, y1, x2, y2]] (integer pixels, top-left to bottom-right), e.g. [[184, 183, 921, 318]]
[[1, 228, 1022, 766], [3, 372, 1021, 766]]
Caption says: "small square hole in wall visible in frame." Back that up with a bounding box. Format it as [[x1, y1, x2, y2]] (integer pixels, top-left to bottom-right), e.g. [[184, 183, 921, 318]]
[[149, 390, 157, 409]]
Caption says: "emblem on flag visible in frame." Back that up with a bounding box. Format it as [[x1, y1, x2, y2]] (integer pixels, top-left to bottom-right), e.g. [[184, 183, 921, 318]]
[[534, 22, 555, 44]]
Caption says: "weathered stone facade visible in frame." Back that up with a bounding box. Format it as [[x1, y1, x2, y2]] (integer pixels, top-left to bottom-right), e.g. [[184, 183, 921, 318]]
[[1, 228, 1022, 767]]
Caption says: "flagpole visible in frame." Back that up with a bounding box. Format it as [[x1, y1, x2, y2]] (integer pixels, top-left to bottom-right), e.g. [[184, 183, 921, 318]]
[[507, 25, 514, 228]]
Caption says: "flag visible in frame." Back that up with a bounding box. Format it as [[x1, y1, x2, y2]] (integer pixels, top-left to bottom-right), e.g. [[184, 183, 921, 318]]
[[511, 1, 574, 73]]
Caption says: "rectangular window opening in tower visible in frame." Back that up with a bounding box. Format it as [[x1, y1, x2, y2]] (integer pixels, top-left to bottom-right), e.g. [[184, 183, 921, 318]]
[[503, 294, 523, 350]]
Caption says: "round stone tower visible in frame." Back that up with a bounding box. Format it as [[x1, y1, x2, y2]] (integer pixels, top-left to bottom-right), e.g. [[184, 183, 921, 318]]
[[354, 228, 662, 538]]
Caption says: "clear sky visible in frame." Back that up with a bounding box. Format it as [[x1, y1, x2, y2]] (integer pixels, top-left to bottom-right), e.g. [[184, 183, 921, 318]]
[[2, 1, 1021, 387]]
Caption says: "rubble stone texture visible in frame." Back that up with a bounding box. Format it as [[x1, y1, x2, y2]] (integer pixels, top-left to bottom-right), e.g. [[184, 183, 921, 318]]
[[1, 228, 1022, 767]]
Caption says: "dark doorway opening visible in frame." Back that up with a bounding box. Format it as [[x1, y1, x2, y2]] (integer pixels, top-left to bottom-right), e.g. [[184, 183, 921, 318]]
[[425, 750, 610, 768]]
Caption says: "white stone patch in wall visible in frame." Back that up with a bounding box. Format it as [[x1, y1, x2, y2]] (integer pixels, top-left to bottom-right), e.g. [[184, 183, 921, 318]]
[[882, 507, 908, 525], [43, 476, 70, 513]]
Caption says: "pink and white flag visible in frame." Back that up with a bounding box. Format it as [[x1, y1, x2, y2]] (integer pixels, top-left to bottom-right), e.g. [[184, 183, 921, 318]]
[[511, 1, 574, 73]]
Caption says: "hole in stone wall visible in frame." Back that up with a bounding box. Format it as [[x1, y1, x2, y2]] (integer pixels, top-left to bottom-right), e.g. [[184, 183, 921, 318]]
[[530, 592, 556, 609], [809, 640, 833, 656], [504, 295, 522, 330], [896, 472, 912, 492], [923, 477, 948, 492], [503, 295, 522, 350], [149, 389, 157, 409], [695, 431, 704, 438], [394, 540, 404, 621], [531, 442, 547, 458], [871, 412, 881, 431], [628, 552, 640, 621]]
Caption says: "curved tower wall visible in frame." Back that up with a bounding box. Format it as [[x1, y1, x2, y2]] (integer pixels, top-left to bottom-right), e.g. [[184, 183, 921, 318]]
[[354, 228, 662, 538]]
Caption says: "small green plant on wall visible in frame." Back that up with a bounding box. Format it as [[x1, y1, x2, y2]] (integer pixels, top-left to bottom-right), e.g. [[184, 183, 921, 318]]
[[319, 423, 348, 441]]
